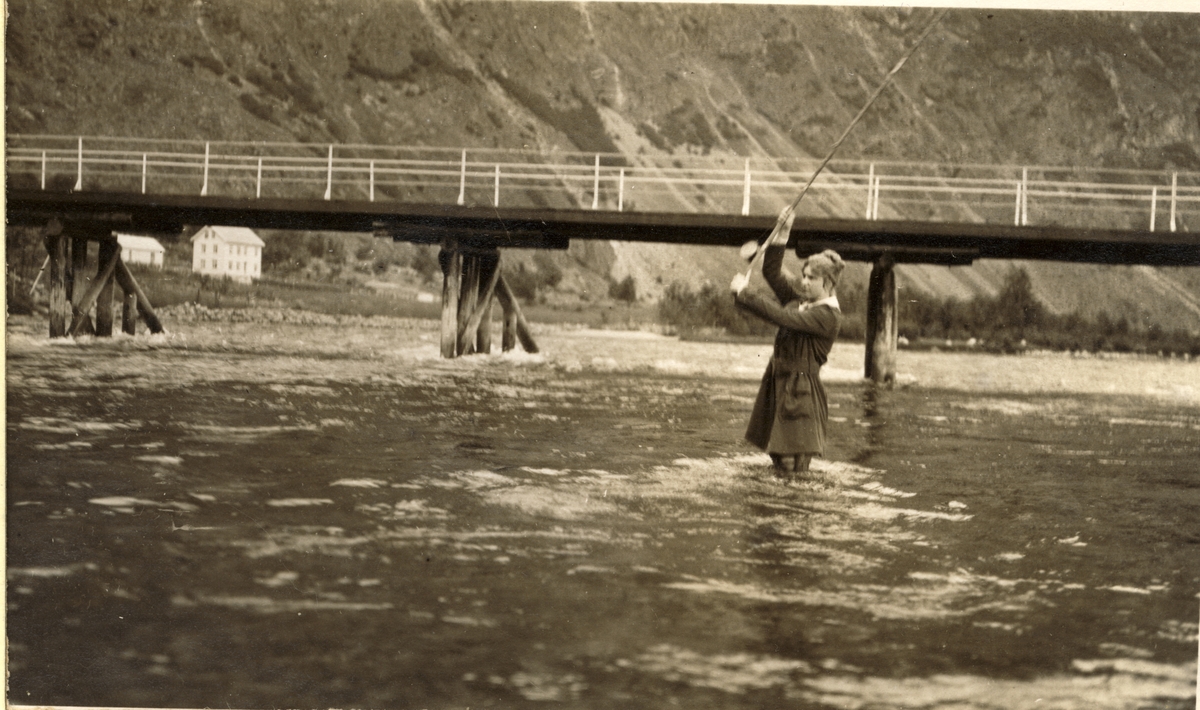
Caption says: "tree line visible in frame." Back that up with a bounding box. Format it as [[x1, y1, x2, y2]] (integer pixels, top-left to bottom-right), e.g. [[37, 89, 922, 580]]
[[656, 267, 1200, 356]]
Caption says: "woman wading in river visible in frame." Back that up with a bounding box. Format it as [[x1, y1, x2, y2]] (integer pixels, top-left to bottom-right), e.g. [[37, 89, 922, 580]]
[[731, 207, 844, 479]]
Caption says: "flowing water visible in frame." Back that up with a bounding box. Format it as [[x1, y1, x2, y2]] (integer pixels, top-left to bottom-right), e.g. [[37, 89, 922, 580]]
[[6, 314, 1199, 709]]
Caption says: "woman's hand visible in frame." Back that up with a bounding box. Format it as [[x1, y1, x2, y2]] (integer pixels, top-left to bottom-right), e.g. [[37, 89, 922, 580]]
[[730, 272, 750, 295], [766, 205, 796, 247]]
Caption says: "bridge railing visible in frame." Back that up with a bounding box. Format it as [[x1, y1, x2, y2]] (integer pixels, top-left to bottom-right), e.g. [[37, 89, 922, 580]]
[[6, 134, 1198, 232]]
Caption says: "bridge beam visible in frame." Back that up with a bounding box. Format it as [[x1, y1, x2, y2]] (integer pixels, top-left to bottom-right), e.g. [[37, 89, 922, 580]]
[[864, 253, 898, 386]]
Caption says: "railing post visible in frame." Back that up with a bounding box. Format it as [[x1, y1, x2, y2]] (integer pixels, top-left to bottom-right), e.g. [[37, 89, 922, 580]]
[[619, 169, 625, 212], [41, 151, 46, 190], [75, 137, 83, 191], [1021, 167, 1029, 225], [494, 164, 500, 207], [141, 153, 147, 194], [1150, 186, 1157, 232], [1014, 180, 1022, 226], [369, 160, 375, 202], [256, 157, 263, 198], [324, 144, 333, 200], [741, 159, 751, 216], [1170, 172, 1177, 232], [866, 163, 875, 219], [458, 150, 467, 206], [200, 141, 210, 196], [872, 176, 881, 220], [593, 154, 600, 210]]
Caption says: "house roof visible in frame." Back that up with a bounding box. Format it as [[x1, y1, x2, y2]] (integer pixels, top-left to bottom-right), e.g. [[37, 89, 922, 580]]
[[190, 226, 265, 247], [115, 234, 165, 253]]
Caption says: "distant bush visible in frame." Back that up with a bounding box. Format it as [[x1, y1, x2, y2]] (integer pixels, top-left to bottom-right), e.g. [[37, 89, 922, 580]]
[[657, 281, 774, 337], [608, 275, 637, 303]]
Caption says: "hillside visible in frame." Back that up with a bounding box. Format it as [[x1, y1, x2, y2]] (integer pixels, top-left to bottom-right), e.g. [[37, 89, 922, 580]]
[[6, 1, 1200, 331]]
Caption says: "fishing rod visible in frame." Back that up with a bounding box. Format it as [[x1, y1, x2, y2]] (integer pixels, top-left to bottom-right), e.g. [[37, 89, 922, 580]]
[[740, 7, 950, 270]]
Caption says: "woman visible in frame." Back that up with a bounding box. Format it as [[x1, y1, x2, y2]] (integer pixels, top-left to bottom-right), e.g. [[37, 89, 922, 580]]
[[731, 208, 844, 478]]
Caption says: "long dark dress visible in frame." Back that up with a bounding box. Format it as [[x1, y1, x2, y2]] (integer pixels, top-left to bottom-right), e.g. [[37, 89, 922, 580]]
[[735, 244, 841, 457]]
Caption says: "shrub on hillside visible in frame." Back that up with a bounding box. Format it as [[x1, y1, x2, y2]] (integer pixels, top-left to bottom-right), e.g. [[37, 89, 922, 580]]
[[608, 275, 637, 303]]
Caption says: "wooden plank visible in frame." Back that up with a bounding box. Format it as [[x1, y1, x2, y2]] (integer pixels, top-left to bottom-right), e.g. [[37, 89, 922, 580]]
[[864, 254, 897, 385], [95, 240, 118, 336], [439, 239, 461, 358], [113, 258, 164, 333]]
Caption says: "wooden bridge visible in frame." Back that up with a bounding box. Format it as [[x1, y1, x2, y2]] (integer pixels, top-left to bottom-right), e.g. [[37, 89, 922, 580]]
[[7, 134, 1200, 382]]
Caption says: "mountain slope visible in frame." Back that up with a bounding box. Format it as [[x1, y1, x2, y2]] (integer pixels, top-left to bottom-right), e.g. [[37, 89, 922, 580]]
[[6, 0, 1199, 330]]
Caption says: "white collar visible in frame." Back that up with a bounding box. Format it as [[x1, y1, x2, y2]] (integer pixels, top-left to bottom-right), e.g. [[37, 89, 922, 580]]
[[800, 295, 840, 311]]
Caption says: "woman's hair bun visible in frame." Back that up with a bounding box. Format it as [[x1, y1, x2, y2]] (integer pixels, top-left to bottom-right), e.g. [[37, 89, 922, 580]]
[[805, 249, 845, 287]]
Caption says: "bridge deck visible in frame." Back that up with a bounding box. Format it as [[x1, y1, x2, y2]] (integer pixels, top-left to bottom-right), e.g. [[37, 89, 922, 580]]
[[8, 188, 1200, 266]]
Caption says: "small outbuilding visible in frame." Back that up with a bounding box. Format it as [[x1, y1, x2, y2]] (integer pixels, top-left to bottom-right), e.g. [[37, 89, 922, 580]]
[[116, 234, 166, 268], [191, 226, 265, 283]]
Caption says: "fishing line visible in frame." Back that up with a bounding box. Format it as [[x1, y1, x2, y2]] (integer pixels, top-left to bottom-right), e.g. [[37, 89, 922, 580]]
[[742, 8, 950, 272]]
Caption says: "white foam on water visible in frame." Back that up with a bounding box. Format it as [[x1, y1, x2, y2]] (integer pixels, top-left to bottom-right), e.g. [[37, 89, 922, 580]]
[[482, 486, 622, 520], [7, 566, 79, 578], [176, 594, 392, 613], [851, 504, 973, 522], [501, 670, 587, 702], [34, 441, 93, 450], [183, 423, 319, 443], [89, 496, 198, 512], [620, 643, 812, 694], [860, 481, 917, 498], [1101, 585, 1154, 595], [664, 572, 1042, 621], [266, 498, 334, 507], [135, 455, 183, 465], [792, 660, 1198, 709], [522, 467, 571, 476], [232, 530, 373, 559], [18, 417, 139, 434], [330, 478, 388, 488], [441, 615, 498, 628]]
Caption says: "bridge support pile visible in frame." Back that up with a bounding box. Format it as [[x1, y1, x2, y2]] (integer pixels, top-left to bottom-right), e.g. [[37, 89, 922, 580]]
[[864, 254, 898, 386], [41, 219, 164, 339], [438, 238, 537, 358]]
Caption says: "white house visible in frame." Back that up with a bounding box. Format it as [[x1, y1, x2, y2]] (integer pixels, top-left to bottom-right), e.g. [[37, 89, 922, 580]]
[[116, 234, 165, 268], [191, 226, 265, 283]]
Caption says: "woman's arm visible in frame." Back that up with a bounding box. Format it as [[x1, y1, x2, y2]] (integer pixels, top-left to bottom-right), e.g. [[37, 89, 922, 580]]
[[760, 244, 799, 305], [758, 206, 799, 304], [735, 291, 839, 338]]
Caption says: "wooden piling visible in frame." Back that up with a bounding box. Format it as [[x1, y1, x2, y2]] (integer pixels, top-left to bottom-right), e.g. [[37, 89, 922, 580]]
[[501, 298, 518, 352], [44, 224, 70, 338], [95, 239, 118, 336], [458, 251, 501, 355], [122, 291, 138, 335], [69, 245, 121, 336], [70, 234, 98, 335], [495, 274, 539, 354], [476, 252, 499, 354], [114, 259, 165, 334], [864, 254, 897, 385], [439, 239, 462, 358], [459, 255, 481, 355]]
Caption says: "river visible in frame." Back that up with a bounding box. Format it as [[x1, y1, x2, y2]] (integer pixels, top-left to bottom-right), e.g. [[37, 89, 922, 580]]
[[6, 312, 1199, 709]]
